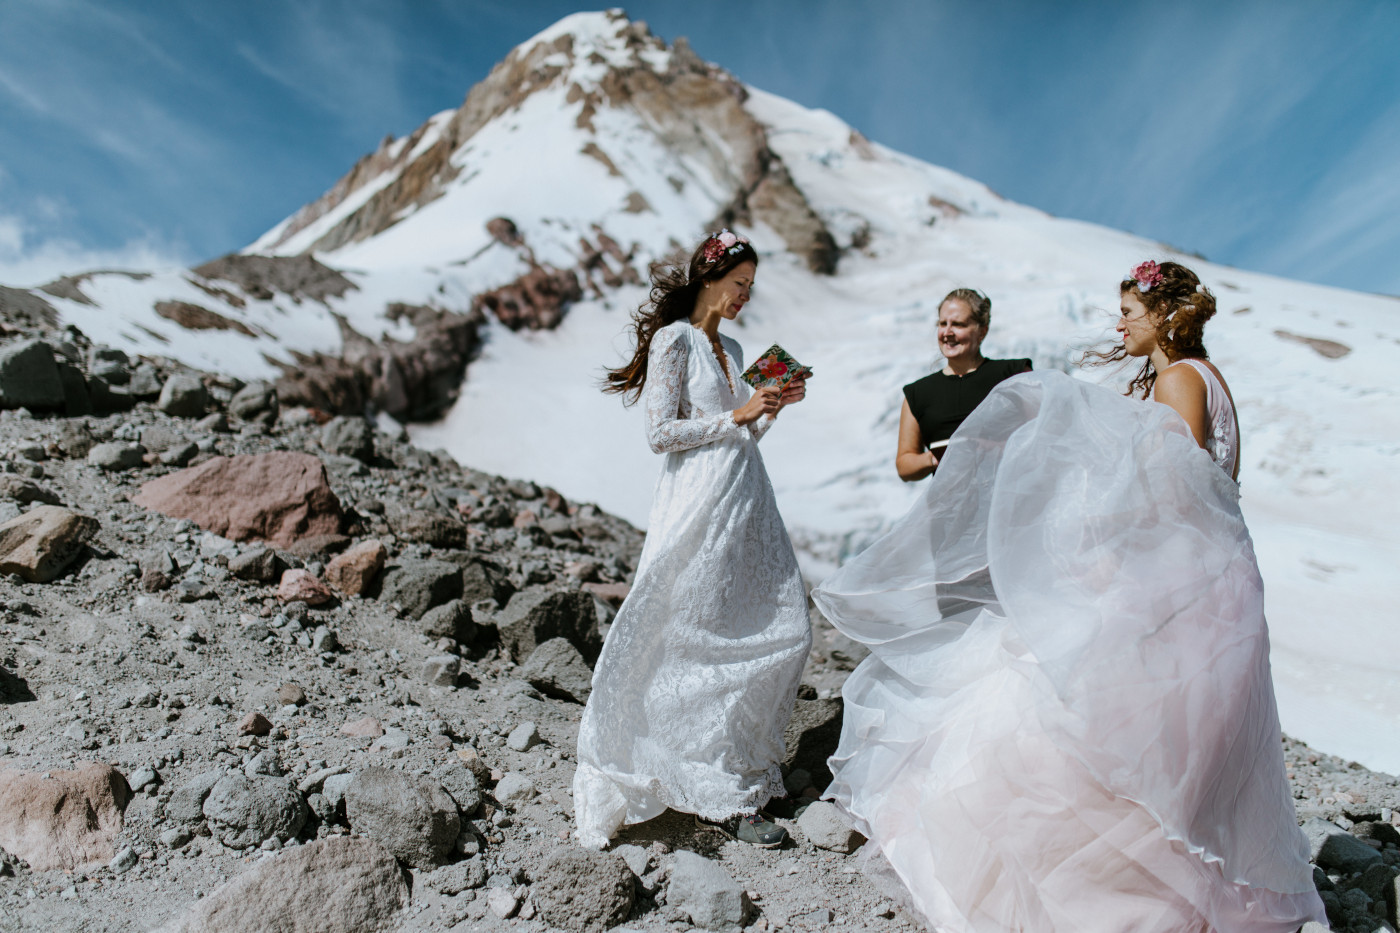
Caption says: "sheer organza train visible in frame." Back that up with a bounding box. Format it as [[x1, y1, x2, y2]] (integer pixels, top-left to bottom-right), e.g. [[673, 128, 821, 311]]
[[812, 371, 1325, 933]]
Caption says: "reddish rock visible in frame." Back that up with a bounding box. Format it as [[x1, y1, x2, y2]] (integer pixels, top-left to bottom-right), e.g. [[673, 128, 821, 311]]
[[133, 452, 343, 549], [277, 683, 307, 706], [341, 717, 384, 738], [278, 568, 334, 605], [0, 763, 131, 870], [542, 487, 567, 514], [238, 712, 273, 736], [513, 509, 539, 529], [323, 539, 387, 596], [0, 505, 100, 583], [583, 582, 631, 607]]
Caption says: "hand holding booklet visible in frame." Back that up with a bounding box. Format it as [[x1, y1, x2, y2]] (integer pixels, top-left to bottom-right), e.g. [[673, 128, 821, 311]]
[[740, 344, 813, 390]]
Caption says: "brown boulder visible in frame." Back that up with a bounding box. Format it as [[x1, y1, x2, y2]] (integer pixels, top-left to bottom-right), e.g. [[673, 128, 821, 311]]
[[278, 568, 334, 605], [133, 452, 343, 549], [0, 763, 131, 870], [0, 505, 100, 582], [324, 539, 386, 595]]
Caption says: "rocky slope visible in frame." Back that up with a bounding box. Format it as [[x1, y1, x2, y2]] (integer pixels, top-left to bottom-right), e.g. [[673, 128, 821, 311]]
[[2, 327, 1399, 933]]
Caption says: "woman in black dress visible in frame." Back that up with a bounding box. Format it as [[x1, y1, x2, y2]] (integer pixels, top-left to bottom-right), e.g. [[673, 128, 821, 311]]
[[896, 288, 1031, 481]]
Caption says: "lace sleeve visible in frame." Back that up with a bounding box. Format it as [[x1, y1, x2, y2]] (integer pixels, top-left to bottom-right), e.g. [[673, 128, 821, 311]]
[[748, 413, 776, 442], [644, 328, 747, 454]]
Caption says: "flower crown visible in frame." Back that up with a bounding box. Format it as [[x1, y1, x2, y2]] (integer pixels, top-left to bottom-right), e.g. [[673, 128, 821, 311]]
[[1128, 261, 1164, 293], [701, 229, 751, 264]]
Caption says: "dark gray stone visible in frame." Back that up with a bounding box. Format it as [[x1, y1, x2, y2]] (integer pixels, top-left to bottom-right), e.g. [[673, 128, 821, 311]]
[[495, 586, 601, 664], [1303, 817, 1384, 873], [667, 850, 744, 931], [374, 559, 462, 619], [0, 340, 64, 412], [783, 695, 844, 789], [454, 556, 514, 607], [532, 845, 635, 933], [228, 546, 286, 583], [165, 770, 222, 825], [140, 425, 188, 453], [418, 599, 475, 642], [201, 771, 306, 848], [229, 381, 279, 426], [158, 373, 208, 417], [343, 766, 460, 868], [87, 442, 146, 471], [520, 637, 594, 703], [431, 762, 482, 817], [421, 655, 460, 687], [321, 416, 374, 462], [55, 361, 91, 416]]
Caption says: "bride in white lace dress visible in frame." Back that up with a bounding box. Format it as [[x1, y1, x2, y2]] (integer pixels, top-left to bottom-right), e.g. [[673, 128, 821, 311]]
[[813, 261, 1326, 932], [574, 231, 812, 850]]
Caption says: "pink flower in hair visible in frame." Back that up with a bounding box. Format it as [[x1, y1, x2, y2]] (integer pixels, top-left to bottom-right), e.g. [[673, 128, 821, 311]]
[[717, 231, 738, 249], [1130, 261, 1164, 293], [702, 239, 726, 263]]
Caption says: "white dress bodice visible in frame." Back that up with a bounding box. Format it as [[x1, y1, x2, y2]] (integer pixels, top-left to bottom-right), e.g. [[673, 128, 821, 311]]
[[1167, 358, 1238, 478]]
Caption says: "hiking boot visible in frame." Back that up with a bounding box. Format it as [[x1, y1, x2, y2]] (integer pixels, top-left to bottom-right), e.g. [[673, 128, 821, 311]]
[[696, 812, 788, 848]]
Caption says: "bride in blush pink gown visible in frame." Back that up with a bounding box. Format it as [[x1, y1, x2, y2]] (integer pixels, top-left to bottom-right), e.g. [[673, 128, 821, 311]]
[[812, 261, 1326, 933]]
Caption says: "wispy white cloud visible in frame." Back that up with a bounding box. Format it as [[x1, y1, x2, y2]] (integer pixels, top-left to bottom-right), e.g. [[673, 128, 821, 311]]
[[0, 210, 191, 287]]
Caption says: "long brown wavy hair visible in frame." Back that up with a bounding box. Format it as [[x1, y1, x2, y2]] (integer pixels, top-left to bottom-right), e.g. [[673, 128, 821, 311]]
[[603, 235, 759, 403], [1083, 260, 1217, 398]]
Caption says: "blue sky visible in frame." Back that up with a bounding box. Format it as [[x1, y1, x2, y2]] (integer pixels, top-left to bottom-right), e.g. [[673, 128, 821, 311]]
[[0, 0, 1396, 295]]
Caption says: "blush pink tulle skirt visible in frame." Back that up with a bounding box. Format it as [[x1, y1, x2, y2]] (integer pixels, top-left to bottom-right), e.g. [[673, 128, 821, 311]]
[[813, 372, 1326, 933]]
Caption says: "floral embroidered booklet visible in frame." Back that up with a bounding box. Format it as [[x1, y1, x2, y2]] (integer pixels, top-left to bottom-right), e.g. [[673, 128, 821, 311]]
[[740, 344, 813, 390]]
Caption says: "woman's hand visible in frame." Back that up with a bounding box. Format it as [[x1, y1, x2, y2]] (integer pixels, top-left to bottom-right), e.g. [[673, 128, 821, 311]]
[[734, 386, 782, 425], [778, 377, 807, 409]]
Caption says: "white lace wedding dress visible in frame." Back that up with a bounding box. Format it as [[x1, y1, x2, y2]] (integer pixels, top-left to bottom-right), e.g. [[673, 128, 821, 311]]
[[813, 370, 1326, 933], [574, 319, 812, 849]]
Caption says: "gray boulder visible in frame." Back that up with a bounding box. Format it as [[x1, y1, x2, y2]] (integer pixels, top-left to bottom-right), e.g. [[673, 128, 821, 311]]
[[796, 800, 864, 853], [88, 347, 130, 385], [783, 694, 844, 789], [457, 556, 514, 607], [0, 339, 65, 412], [228, 381, 279, 426], [431, 761, 482, 817], [165, 770, 222, 825], [418, 599, 475, 643], [150, 837, 408, 933], [668, 850, 745, 931], [520, 637, 594, 703], [87, 442, 146, 472], [201, 771, 307, 848], [321, 416, 374, 462], [228, 546, 286, 583], [343, 766, 459, 868], [421, 655, 460, 688], [532, 845, 635, 933], [374, 558, 462, 619], [495, 586, 601, 664], [1303, 817, 1383, 873], [157, 373, 208, 417]]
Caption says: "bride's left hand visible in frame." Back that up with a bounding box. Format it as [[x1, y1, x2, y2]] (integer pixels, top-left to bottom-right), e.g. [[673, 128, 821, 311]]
[[779, 377, 807, 408]]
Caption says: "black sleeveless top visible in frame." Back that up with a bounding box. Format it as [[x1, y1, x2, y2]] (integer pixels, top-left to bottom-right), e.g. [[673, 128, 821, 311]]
[[904, 358, 1033, 447]]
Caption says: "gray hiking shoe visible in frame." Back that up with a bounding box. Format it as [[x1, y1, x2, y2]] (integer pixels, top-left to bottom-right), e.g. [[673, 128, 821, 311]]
[[696, 812, 788, 848]]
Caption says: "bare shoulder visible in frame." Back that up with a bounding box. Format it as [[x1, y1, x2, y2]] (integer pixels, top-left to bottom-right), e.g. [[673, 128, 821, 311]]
[[1153, 361, 1206, 400]]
